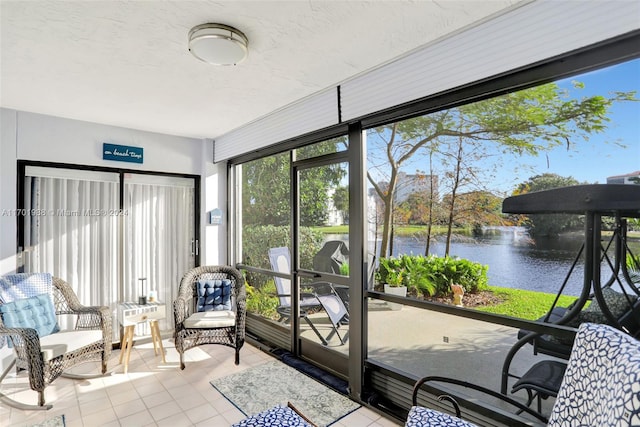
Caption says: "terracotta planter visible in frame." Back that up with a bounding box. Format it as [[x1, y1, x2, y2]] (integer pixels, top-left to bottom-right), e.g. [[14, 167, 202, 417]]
[[384, 284, 407, 310]]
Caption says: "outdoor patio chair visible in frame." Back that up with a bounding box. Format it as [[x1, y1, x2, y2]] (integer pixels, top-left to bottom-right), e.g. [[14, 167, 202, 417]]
[[312, 242, 377, 313], [0, 273, 112, 410], [501, 287, 640, 399], [173, 265, 246, 369], [268, 247, 348, 345], [407, 322, 640, 426]]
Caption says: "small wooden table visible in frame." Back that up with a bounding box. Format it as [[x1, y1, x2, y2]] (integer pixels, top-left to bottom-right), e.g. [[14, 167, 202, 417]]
[[117, 302, 166, 373]]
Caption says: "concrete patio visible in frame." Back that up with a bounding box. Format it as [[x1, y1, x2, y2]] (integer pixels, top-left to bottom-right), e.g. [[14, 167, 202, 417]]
[[300, 300, 562, 417]]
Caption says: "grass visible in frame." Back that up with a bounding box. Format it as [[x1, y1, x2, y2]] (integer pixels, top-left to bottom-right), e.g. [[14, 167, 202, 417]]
[[475, 285, 579, 320], [315, 225, 349, 234], [314, 224, 470, 236]]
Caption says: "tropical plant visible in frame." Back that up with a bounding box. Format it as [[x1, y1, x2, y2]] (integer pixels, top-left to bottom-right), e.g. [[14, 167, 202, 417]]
[[401, 255, 437, 297], [376, 257, 406, 287], [339, 262, 350, 276], [376, 254, 488, 297]]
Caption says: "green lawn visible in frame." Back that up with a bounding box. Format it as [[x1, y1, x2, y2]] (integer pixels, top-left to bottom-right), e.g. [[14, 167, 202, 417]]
[[314, 224, 469, 236], [475, 286, 579, 320]]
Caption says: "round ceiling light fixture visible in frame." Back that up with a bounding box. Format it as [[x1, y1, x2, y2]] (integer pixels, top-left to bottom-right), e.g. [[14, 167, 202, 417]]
[[188, 23, 249, 66]]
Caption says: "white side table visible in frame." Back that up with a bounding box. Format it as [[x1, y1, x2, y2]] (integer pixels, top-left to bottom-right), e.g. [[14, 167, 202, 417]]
[[117, 302, 166, 373]]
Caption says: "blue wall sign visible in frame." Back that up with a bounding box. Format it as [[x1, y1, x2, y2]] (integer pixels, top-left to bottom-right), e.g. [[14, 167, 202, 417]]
[[103, 143, 143, 164]]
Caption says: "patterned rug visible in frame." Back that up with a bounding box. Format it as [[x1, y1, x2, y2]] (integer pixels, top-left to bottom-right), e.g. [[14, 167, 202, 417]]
[[211, 360, 360, 426], [30, 415, 65, 427]]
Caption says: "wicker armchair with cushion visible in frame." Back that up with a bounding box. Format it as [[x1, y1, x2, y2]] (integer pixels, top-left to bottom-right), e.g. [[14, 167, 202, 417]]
[[0, 273, 112, 410], [173, 265, 246, 370]]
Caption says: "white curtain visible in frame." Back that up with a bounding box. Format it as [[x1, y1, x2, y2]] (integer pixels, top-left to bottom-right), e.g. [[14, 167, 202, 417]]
[[123, 175, 195, 332], [23, 168, 196, 340], [23, 170, 120, 336]]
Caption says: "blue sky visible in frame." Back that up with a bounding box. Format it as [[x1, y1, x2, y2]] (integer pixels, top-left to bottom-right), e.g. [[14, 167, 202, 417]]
[[366, 58, 640, 196], [493, 58, 640, 193]]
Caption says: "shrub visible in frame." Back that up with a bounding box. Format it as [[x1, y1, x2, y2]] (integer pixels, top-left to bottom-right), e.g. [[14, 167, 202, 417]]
[[376, 254, 488, 297], [241, 225, 324, 289], [246, 280, 279, 320]]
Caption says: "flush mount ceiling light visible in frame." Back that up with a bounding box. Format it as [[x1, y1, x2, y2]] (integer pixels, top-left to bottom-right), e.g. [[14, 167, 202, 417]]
[[188, 23, 249, 66]]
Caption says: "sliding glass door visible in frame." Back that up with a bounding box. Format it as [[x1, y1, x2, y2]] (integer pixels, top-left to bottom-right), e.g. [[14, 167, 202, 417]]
[[22, 167, 121, 333], [20, 165, 197, 340], [123, 174, 196, 331], [294, 156, 350, 371]]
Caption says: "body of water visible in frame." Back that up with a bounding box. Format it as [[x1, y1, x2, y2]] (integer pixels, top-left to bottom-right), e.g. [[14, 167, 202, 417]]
[[390, 227, 587, 296], [329, 227, 637, 297]]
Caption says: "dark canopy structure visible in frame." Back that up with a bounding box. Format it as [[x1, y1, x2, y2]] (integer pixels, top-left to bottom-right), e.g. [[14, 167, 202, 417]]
[[500, 184, 640, 409]]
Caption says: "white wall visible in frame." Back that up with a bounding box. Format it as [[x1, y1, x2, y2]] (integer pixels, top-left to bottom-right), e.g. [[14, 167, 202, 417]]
[[204, 149, 227, 265], [0, 108, 227, 275], [0, 109, 228, 373], [0, 109, 18, 274]]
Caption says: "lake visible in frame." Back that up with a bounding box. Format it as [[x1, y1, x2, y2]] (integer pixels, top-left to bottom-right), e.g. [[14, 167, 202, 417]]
[[332, 227, 638, 297]]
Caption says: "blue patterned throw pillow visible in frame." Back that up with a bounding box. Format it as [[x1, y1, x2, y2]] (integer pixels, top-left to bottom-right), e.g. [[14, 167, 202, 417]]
[[0, 293, 60, 347], [0, 273, 53, 304], [197, 279, 232, 312], [1, 273, 55, 349]]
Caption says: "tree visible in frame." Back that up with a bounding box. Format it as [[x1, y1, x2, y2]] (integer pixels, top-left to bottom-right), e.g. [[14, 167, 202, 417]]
[[367, 82, 635, 258], [242, 138, 346, 226], [512, 173, 584, 237], [332, 186, 350, 223], [399, 192, 430, 225], [451, 191, 504, 228]]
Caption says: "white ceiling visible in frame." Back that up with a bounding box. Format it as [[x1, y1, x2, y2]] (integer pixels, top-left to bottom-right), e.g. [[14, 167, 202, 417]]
[[0, 0, 523, 140]]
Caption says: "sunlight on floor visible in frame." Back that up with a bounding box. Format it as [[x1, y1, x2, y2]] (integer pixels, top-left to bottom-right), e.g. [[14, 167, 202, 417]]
[[1, 338, 400, 427]]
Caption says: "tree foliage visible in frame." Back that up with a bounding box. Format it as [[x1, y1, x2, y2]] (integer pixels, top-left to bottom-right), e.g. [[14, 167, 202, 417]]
[[512, 173, 584, 237], [367, 82, 635, 257], [241, 138, 347, 226]]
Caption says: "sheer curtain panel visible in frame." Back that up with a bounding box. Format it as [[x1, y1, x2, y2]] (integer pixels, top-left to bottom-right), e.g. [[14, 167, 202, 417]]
[[23, 168, 120, 336]]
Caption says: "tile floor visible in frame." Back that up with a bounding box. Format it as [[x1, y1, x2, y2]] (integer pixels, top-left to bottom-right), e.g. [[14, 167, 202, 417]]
[[1, 337, 401, 427]]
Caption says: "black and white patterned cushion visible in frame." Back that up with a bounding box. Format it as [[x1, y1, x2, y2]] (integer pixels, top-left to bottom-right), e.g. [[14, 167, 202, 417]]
[[405, 406, 478, 427], [233, 404, 314, 427], [548, 322, 640, 426]]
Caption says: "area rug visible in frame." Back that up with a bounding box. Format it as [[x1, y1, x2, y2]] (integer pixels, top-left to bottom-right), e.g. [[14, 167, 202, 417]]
[[29, 415, 65, 427], [211, 360, 360, 426]]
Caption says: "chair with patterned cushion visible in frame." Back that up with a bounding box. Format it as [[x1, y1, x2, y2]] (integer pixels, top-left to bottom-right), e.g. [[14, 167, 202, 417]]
[[173, 265, 246, 370], [0, 273, 112, 410], [547, 322, 640, 426], [407, 322, 640, 426]]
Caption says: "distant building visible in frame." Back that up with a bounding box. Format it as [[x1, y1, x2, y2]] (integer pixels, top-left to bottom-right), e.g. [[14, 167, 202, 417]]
[[606, 171, 640, 185], [394, 172, 439, 204]]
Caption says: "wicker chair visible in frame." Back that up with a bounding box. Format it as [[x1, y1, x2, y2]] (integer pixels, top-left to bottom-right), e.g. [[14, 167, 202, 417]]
[[0, 276, 112, 410], [173, 265, 246, 370]]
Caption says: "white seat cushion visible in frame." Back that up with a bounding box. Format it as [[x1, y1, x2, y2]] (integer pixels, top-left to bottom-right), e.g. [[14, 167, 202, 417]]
[[184, 310, 236, 329], [39, 330, 103, 362]]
